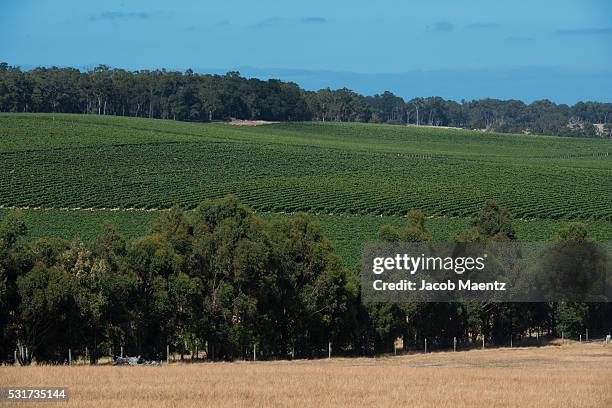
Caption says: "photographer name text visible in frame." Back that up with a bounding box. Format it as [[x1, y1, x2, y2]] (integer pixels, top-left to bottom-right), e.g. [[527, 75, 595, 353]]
[[372, 279, 506, 291]]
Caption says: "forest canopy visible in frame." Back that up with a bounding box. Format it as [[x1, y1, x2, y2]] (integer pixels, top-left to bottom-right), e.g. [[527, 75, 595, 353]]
[[1, 198, 610, 365], [1, 63, 611, 138]]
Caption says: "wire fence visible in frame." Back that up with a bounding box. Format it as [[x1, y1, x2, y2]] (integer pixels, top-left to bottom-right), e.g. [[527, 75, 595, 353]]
[[7, 328, 612, 366]]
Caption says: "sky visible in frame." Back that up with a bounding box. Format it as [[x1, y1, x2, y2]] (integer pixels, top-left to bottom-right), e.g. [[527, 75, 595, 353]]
[[1, 0, 611, 103]]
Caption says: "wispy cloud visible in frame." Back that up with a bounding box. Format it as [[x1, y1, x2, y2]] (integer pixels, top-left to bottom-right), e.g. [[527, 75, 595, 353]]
[[554, 27, 612, 36], [465, 22, 499, 30], [254, 16, 328, 28], [89, 11, 150, 22], [430, 21, 455, 32], [300, 17, 327, 24]]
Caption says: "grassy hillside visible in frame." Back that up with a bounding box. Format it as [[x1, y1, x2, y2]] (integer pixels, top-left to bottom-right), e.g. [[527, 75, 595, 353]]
[[1, 113, 611, 218], [1, 113, 611, 264]]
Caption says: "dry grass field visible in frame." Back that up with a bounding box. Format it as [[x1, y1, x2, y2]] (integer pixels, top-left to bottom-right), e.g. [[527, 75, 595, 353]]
[[1, 343, 611, 407]]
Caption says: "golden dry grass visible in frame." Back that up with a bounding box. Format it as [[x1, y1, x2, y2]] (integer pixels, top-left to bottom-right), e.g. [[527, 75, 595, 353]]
[[1, 343, 611, 407]]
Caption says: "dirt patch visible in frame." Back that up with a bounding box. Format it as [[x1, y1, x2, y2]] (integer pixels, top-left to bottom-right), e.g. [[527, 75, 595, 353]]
[[226, 119, 278, 126]]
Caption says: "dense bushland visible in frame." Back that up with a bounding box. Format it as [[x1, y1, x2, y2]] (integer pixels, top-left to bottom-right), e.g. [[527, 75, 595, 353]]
[[1, 63, 611, 137], [1, 197, 609, 364]]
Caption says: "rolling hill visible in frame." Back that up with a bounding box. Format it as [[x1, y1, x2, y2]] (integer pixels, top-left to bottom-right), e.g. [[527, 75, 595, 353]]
[[1, 113, 611, 264]]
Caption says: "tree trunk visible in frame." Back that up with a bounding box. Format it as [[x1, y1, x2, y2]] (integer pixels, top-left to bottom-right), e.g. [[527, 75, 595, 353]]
[[16, 341, 32, 366], [90, 330, 98, 364]]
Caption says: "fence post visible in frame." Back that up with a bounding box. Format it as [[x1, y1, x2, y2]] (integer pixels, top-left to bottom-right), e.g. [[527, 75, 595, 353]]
[[586, 329, 588, 342], [580, 335, 582, 344], [14, 349, 17, 365], [453, 337, 457, 352], [120, 346, 123, 358], [253, 344, 256, 361], [482, 337, 485, 350], [166, 345, 170, 364], [291, 345, 295, 360], [424, 338, 427, 353], [510, 337, 513, 348], [328, 342, 332, 359], [68, 348, 72, 365]]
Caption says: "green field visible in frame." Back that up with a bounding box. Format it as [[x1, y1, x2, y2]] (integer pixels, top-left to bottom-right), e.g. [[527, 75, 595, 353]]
[[1, 112, 611, 264]]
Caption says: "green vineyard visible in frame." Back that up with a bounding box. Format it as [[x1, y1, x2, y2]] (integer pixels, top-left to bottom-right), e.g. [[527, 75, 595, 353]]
[[1, 113, 611, 221], [1, 113, 611, 264]]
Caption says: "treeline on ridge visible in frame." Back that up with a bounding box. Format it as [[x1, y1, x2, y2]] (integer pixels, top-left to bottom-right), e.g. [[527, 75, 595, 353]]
[[1, 197, 609, 365], [1, 63, 611, 138]]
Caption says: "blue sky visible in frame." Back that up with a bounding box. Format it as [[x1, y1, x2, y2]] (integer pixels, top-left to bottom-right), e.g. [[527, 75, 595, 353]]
[[1, 0, 611, 102]]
